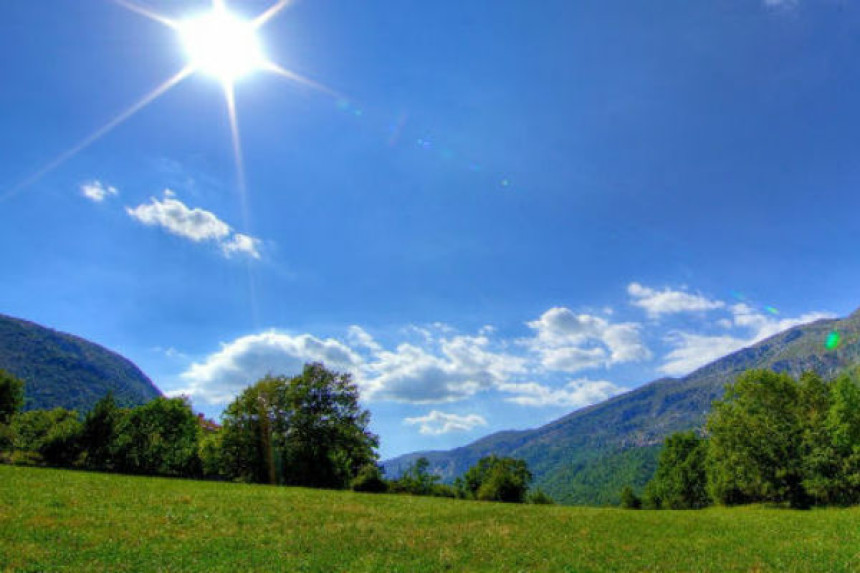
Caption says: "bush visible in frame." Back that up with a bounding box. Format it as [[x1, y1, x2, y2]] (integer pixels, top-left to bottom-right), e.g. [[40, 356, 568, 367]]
[[351, 464, 388, 493], [12, 408, 82, 467], [620, 486, 641, 509], [460, 456, 532, 503], [528, 489, 555, 505]]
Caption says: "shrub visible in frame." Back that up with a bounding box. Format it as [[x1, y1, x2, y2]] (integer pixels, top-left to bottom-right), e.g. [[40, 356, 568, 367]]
[[528, 489, 555, 505], [351, 464, 388, 493], [620, 486, 641, 509]]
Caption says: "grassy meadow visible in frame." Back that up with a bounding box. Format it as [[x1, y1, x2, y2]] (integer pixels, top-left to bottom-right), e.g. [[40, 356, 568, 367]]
[[1, 465, 859, 572]]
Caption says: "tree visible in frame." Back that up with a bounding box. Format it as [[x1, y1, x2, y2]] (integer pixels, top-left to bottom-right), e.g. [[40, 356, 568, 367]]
[[220, 375, 283, 484], [80, 392, 122, 470], [818, 374, 860, 504], [351, 463, 388, 493], [798, 372, 839, 505], [643, 431, 709, 509], [528, 488, 555, 505], [12, 408, 82, 466], [392, 457, 440, 495], [113, 397, 202, 477], [220, 363, 379, 489], [0, 369, 24, 425], [199, 429, 225, 479], [458, 455, 533, 503], [707, 370, 806, 507], [619, 486, 641, 509]]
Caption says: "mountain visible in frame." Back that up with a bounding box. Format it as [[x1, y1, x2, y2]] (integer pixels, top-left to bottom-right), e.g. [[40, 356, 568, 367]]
[[0, 314, 162, 413], [383, 309, 860, 505]]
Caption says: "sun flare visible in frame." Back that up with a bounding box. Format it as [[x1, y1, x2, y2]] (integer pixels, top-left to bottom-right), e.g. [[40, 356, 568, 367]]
[[5, 0, 335, 201], [179, 8, 266, 83]]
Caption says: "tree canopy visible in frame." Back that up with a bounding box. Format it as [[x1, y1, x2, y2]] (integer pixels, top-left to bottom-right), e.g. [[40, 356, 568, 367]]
[[220, 363, 378, 488]]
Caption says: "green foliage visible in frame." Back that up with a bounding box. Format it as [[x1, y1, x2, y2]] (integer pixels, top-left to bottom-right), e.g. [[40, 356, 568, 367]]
[[351, 463, 388, 493], [527, 488, 555, 505], [644, 431, 709, 509], [0, 314, 161, 414], [0, 369, 24, 424], [220, 363, 378, 488], [459, 455, 532, 503], [384, 310, 860, 506], [707, 370, 807, 507], [391, 456, 441, 495], [112, 397, 201, 478], [80, 392, 121, 470], [803, 374, 860, 505], [12, 408, 82, 466], [198, 429, 225, 479], [619, 485, 641, 509]]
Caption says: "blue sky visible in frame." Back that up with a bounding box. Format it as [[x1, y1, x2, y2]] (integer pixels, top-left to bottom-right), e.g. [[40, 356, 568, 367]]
[[2, 0, 859, 458]]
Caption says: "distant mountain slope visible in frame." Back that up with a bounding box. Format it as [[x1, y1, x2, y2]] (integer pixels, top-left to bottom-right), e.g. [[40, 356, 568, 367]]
[[384, 309, 860, 505], [0, 314, 162, 413]]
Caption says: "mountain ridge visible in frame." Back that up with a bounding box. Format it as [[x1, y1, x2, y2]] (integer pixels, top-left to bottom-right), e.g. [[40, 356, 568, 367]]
[[383, 311, 860, 505], [0, 313, 162, 413]]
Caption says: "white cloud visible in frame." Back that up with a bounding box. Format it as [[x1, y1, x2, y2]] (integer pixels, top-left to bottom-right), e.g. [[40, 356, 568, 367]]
[[628, 282, 724, 318], [361, 333, 527, 404], [80, 180, 118, 202], [525, 307, 651, 373], [221, 232, 261, 259], [498, 378, 626, 408], [659, 333, 749, 377], [729, 303, 832, 344], [126, 190, 261, 259], [403, 411, 488, 435], [658, 305, 835, 376], [540, 347, 607, 372], [348, 325, 382, 353], [174, 330, 362, 405]]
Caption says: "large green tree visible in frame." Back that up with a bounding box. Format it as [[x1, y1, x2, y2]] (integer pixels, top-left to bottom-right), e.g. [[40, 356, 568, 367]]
[[707, 369, 807, 507], [220, 363, 378, 489]]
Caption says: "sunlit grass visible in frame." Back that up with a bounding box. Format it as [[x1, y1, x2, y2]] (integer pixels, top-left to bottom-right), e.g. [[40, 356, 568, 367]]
[[1, 465, 859, 571]]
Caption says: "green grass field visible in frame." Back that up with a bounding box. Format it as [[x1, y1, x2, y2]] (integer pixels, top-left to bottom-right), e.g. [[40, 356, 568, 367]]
[[1, 465, 859, 572]]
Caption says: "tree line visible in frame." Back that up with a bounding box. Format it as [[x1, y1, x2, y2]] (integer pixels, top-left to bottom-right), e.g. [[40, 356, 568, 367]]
[[0, 363, 547, 503], [622, 369, 860, 510]]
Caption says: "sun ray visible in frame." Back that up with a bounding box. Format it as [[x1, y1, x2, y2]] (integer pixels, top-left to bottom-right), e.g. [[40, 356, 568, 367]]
[[223, 81, 250, 221], [252, 0, 294, 29], [2, 65, 194, 202], [223, 80, 261, 328], [112, 0, 179, 29], [262, 61, 342, 99]]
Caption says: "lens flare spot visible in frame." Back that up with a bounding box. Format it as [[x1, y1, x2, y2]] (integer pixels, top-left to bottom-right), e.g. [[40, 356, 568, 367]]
[[825, 331, 841, 350], [765, 306, 779, 315]]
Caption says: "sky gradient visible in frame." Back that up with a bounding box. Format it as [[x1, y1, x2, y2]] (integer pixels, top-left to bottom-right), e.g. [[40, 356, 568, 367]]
[[2, 0, 859, 458]]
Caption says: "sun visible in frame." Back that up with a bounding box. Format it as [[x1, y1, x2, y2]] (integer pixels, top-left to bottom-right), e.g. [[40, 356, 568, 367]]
[[5, 0, 338, 200], [179, 6, 265, 84]]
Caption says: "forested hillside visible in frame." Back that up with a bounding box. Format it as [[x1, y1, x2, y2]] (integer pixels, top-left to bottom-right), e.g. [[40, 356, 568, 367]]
[[0, 314, 161, 413], [385, 309, 860, 505]]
